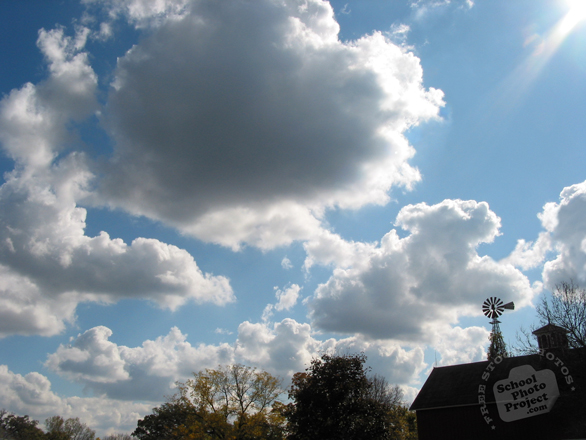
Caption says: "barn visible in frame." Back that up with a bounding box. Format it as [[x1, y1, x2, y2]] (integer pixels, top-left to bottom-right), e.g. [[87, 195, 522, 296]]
[[410, 325, 586, 440]]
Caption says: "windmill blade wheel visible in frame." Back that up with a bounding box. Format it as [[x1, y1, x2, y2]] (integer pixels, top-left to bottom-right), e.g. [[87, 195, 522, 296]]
[[482, 297, 505, 319]]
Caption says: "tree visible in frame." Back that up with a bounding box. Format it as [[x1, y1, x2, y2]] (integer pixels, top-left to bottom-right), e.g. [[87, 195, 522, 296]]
[[179, 363, 285, 440], [45, 416, 95, 440], [366, 375, 417, 440], [132, 400, 197, 440], [487, 327, 508, 360], [385, 406, 417, 440], [515, 281, 586, 354], [0, 410, 46, 440], [367, 375, 404, 408], [538, 281, 586, 349], [133, 364, 285, 440], [285, 353, 405, 440]]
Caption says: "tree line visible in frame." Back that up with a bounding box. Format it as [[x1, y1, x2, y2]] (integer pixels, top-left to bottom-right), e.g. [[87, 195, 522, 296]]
[[132, 353, 417, 440], [1, 353, 417, 440], [0, 410, 130, 440]]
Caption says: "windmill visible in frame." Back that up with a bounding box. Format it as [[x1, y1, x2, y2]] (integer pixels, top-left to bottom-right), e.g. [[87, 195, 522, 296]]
[[482, 297, 514, 360]]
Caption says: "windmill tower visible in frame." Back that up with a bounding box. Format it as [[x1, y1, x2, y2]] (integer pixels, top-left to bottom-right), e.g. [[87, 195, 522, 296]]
[[482, 297, 514, 361]]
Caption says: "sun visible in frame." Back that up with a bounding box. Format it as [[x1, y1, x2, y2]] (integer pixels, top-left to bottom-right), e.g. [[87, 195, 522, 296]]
[[560, 0, 586, 34], [568, 0, 586, 18]]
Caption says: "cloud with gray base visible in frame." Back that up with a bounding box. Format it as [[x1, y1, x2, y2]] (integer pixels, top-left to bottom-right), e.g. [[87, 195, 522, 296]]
[[0, 25, 233, 337], [307, 199, 535, 340], [97, 0, 443, 249], [45, 319, 426, 401]]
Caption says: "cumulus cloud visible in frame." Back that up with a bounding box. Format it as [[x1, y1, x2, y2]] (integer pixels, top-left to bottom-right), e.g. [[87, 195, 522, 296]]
[[0, 154, 233, 334], [307, 199, 534, 340], [502, 232, 552, 271], [96, 0, 443, 249], [503, 180, 586, 290], [184, 202, 323, 251], [47, 326, 234, 401], [1, 319, 427, 434], [0, 24, 233, 337], [538, 181, 586, 288], [274, 284, 301, 311], [0, 27, 97, 169], [0, 265, 77, 337], [303, 229, 377, 271], [281, 256, 293, 270], [46, 327, 129, 384], [0, 365, 150, 437], [262, 284, 301, 322], [215, 328, 233, 336], [83, 0, 190, 29], [45, 319, 426, 402], [2, 319, 429, 432], [235, 319, 426, 383], [429, 325, 489, 366], [0, 366, 64, 414], [0, 162, 234, 306]]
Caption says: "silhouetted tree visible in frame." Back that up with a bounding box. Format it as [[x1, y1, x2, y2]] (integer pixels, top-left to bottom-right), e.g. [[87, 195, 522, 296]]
[[487, 328, 508, 360], [515, 281, 586, 354], [45, 416, 95, 440], [0, 410, 46, 440], [285, 354, 403, 440], [539, 281, 586, 348], [367, 375, 404, 408], [132, 400, 196, 440]]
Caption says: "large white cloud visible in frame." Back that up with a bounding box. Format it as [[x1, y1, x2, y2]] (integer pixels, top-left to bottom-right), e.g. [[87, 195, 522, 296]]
[[0, 365, 150, 437], [235, 319, 426, 383], [538, 181, 586, 288], [429, 324, 489, 366], [0, 265, 78, 337], [504, 180, 586, 289], [46, 326, 234, 401], [0, 27, 97, 170], [0, 161, 233, 307], [307, 199, 535, 340], [96, 0, 443, 249], [0, 25, 233, 337], [45, 320, 426, 402]]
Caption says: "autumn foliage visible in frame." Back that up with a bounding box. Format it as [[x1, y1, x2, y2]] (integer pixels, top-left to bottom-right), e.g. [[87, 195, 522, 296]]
[[133, 356, 417, 440], [133, 364, 285, 440]]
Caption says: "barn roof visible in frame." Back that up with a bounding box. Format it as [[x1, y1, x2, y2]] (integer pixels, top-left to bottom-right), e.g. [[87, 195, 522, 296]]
[[409, 360, 487, 410], [410, 348, 586, 411], [532, 323, 569, 335]]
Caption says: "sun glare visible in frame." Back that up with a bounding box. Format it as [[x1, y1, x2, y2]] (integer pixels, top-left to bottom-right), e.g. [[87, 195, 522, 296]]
[[561, 0, 586, 34], [568, 0, 586, 18]]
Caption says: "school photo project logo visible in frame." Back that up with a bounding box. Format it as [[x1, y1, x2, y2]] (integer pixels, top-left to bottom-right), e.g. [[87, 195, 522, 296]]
[[493, 365, 560, 422]]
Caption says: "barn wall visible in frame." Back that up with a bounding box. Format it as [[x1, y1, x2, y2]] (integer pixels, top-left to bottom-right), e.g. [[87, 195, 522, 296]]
[[415, 404, 568, 440]]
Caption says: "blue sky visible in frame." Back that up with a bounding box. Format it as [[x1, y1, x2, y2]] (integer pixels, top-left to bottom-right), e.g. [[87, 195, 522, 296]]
[[1, 0, 586, 435]]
